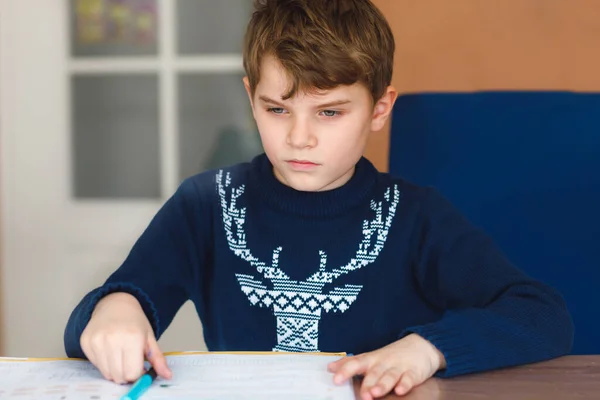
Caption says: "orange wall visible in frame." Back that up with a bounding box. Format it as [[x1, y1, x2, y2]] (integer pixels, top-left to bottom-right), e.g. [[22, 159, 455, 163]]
[[365, 0, 600, 172]]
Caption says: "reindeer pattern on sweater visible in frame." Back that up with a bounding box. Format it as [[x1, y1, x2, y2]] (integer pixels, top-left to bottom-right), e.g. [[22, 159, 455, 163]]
[[216, 170, 400, 352]]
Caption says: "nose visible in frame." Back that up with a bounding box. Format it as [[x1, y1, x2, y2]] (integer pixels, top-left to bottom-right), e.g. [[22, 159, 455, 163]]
[[286, 117, 317, 149]]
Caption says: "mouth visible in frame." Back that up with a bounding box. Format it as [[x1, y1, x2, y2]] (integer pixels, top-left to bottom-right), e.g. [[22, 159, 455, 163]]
[[289, 159, 318, 165], [286, 159, 320, 170]]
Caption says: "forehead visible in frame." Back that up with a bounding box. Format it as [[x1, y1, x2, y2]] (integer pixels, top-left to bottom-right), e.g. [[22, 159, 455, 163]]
[[256, 56, 290, 91], [255, 55, 371, 103]]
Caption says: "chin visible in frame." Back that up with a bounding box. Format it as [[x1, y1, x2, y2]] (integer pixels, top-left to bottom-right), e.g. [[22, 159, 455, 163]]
[[283, 176, 328, 192]]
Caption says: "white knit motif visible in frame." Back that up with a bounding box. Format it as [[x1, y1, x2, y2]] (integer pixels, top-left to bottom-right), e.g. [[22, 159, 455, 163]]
[[216, 170, 400, 352]]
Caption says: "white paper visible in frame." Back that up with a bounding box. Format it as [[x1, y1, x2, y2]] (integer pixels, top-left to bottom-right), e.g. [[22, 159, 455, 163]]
[[0, 353, 355, 400]]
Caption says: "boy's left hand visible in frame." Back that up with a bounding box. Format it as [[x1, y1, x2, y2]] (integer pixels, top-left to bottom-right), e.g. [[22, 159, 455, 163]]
[[328, 334, 446, 399]]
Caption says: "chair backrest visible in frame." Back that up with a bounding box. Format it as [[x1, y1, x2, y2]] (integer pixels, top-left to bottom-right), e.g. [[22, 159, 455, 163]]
[[389, 91, 600, 354]]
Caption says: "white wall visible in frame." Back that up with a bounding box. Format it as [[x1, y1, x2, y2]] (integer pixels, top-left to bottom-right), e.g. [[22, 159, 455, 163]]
[[0, 0, 212, 358]]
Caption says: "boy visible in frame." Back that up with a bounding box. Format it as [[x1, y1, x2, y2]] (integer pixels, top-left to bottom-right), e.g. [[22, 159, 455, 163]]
[[64, 0, 574, 398]]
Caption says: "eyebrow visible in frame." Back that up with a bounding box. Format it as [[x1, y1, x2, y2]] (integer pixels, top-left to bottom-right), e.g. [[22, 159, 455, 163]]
[[258, 95, 351, 109]]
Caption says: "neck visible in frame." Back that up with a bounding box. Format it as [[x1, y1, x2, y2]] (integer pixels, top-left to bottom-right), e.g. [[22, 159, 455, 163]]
[[249, 153, 379, 218]]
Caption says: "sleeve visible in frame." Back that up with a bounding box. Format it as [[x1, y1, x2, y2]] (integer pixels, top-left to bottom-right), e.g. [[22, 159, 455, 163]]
[[64, 178, 209, 359], [401, 187, 574, 377]]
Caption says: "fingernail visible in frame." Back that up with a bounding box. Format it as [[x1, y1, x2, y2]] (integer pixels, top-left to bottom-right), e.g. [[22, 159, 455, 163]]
[[398, 384, 408, 395], [146, 350, 152, 358]]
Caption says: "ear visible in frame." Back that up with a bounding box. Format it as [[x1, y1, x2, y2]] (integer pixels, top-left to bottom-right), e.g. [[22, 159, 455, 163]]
[[370, 86, 398, 132], [243, 76, 255, 110]]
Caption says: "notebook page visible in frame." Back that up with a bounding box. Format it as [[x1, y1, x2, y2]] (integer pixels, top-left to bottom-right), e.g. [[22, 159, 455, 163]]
[[0, 359, 123, 399], [0, 353, 355, 400]]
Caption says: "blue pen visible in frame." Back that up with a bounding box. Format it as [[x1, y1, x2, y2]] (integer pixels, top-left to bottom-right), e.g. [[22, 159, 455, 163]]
[[120, 367, 157, 400]]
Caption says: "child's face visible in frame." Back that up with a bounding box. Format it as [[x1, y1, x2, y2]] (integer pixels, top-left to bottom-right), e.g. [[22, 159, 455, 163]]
[[244, 55, 396, 192]]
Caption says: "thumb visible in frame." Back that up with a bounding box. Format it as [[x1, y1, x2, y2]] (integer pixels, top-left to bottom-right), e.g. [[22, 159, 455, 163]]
[[146, 334, 172, 379]]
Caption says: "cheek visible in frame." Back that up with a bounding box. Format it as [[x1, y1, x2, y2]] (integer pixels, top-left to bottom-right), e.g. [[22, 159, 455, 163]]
[[255, 116, 285, 148], [319, 116, 371, 146]]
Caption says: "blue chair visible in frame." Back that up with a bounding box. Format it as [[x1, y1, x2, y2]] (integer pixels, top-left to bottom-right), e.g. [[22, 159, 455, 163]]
[[389, 91, 600, 354]]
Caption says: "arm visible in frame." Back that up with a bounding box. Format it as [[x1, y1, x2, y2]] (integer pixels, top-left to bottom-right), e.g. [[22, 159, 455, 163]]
[[64, 178, 209, 358], [403, 187, 574, 377]]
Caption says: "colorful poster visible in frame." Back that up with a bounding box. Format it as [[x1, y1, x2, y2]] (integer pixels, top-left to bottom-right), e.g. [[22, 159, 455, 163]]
[[75, 0, 106, 44], [74, 0, 157, 46]]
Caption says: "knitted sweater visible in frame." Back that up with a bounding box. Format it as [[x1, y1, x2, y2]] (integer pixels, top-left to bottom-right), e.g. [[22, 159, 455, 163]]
[[64, 153, 573, 377]]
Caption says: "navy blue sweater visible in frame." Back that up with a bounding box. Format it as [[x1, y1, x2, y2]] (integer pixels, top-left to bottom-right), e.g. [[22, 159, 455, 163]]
[[64, 153, 573, 377]]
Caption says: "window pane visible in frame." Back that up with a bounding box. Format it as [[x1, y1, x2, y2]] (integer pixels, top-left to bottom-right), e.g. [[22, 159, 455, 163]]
[[72, 74, 161, 199], [70, 0, 158, 57], [178, 73, 262, 181], [176, 0, 253, 54]]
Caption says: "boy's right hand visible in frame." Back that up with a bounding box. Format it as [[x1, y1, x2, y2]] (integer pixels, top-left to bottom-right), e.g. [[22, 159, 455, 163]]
[[80, 292, 172, 384]]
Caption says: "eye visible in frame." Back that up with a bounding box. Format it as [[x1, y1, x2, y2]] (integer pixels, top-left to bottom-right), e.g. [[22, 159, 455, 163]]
[[320, 110, 341, 117], [267, 107, 286, 115]]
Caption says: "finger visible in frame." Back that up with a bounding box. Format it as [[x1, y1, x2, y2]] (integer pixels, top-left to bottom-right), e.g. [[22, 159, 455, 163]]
[[80, 338, 96, 366], [333, 356, 369, 385], [122, 344, 145, 383], [83, 344, 104, 379], [328, 359, 343, 373], [80, 334, 95, 362], [395, 370, 417, 396], [107, 342, 125, 384], [146, 335, 172, 379], [370, 367, 403, 398], [360, 363, 387, 395], [90, 337, 112, 382], [362, 364, 387, 392], [328, 354, 353, 373]]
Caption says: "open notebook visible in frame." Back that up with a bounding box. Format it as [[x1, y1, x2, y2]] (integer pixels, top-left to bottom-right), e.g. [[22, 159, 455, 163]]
[[0, 352, 355, 399]]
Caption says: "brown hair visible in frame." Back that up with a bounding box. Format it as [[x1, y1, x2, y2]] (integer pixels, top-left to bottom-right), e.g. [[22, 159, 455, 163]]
[[243, 0, 395, 103]]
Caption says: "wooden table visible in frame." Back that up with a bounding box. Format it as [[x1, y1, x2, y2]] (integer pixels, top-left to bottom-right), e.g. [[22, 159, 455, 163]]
[[353, 356, 600, 399]]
